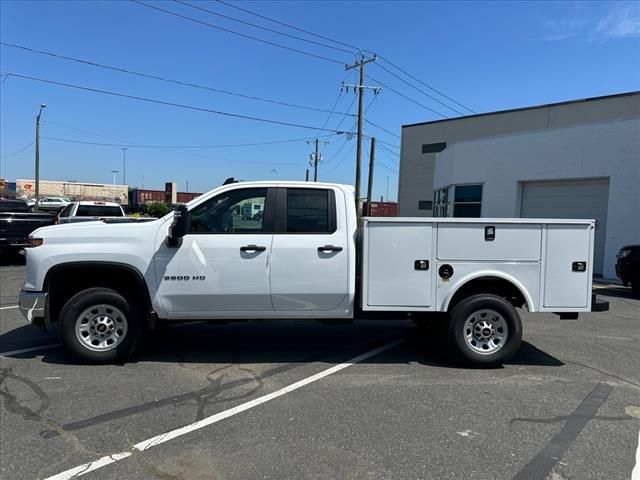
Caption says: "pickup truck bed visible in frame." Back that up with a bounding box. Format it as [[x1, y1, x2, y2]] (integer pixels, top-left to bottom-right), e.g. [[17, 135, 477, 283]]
[[362, 217, 596, 313]]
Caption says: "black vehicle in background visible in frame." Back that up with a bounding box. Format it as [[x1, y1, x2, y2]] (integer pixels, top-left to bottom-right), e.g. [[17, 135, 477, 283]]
[[0, 198, 55, 254], [615, 245, 640, 296]]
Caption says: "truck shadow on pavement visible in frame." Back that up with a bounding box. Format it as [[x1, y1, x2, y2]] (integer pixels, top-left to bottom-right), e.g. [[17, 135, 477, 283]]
[[3, 320, 563, 369]]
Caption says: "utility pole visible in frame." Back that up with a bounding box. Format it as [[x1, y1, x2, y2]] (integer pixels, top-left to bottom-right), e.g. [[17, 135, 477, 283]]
[[34, 104, 46, 212], [366, 137, 376, 216], [386, 176, 390, 202], [121, 147, 128, 185], [313, 138, 319, 181], [110, 170, 118, 202], [344, 54, 378, 214], [308, 138, 327, 182]]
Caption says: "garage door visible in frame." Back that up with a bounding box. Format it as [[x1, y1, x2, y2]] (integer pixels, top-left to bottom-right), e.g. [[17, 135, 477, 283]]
[[520, 178, 609, 276]]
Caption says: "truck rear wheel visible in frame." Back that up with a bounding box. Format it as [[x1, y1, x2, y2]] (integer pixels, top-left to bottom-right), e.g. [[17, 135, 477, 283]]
[[59, 287, 142, 363], [631, 274, 640, 297], [448, 294, 522, 367]]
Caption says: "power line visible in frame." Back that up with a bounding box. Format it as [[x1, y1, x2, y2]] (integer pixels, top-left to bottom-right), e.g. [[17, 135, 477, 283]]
[[215, 0, 371, 54], [41, 135, 334, 149], [323, 141, 356, 176], [376, 143, 400, 165], [364, 119, 400, 139], [374, 138, 400, 151], [210, 0, 472, 115], [367, 74, 448, 119], [174, 0, 354, 54], [130, 0, 346, 65], [379, 56, 475, 114], [5, 72, 354, 133], [1, 42, 356, 117], [375, 62, 465, 116], [0, 142, 33, 158], [40, 136, 301, 166]]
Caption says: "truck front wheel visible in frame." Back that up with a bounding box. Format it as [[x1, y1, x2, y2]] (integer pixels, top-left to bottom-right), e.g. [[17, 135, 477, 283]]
[[448, 294, 522, 367], [59, 287, 142, 363]]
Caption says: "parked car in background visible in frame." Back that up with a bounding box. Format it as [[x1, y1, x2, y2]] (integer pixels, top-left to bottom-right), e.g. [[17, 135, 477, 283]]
[[27, 196, 71, 212], [57, 201, 125, 224], [0, 198, 55, 253], [616, 245, 640, 296]]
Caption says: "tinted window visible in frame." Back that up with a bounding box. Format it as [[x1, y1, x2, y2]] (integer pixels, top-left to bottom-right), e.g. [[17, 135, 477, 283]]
[[454, 185, 482, 203], [59, 204, 73, 217], [453, 203, 482, 217], [421, 142, 447, 154], [76, 205, 123, 217], [286, 189, 330, 233], [189, 188, 268, 234]]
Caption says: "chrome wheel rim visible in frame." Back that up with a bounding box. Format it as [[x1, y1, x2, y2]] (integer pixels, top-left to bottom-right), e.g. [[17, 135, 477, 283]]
[[75, 304, 128, 352], [463, 309, 508, 355]]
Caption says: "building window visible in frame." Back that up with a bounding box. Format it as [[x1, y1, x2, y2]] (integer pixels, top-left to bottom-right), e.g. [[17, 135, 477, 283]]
[[421, 142, 447, 154], [418, 200, 433, 210], [432, 187, 450, 217], [433, 184, 483, 217], [453, 184, 482, 217]]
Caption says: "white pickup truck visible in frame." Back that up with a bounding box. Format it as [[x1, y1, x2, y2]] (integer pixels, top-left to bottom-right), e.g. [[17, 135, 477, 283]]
[[19, 181, 608, 365]]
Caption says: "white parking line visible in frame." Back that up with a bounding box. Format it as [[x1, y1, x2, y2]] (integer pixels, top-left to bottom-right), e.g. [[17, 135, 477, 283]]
[[0, 305, 19, 310], [43, 339, 404, 480], [632, 428, 640, 480], [0, 343, 61, 357]]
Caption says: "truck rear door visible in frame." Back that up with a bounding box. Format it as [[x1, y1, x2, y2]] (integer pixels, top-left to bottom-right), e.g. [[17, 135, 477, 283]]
[[269, 187, 349, 312]]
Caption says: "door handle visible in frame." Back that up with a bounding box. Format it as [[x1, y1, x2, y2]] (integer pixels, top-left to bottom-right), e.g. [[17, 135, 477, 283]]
[[317, 245, 343, 252], [240, 245, 266, 252]]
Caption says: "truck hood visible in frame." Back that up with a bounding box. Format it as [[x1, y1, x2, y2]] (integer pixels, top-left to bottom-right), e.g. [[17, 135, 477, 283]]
[[31, 216, 165, 242]]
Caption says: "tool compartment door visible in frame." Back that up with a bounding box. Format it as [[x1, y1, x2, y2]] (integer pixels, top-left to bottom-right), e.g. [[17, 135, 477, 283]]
[[365, 222, 433, 308], [543, 223, 593, 309]]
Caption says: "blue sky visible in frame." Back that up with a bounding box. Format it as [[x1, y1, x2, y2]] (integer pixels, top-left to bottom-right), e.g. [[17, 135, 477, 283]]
[[1, 0, 639, 199]]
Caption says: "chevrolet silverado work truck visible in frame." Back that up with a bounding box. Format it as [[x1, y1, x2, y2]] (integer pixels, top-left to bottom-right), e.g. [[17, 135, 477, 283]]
[[19, 181, 608, 365]]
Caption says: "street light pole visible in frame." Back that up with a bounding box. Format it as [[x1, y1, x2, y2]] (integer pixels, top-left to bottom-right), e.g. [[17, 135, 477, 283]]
[[110, 170, 119, 202], [34, 104, 46, 212], [121, 147, 128, 185]]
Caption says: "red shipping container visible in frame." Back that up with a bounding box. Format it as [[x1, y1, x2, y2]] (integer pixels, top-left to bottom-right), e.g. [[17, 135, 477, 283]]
[[363, 202, 398, 217]]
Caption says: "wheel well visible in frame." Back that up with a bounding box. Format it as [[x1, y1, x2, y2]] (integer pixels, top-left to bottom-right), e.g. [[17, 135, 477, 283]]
[[44, 263, 153, 326], [448, 277, 527, 311]]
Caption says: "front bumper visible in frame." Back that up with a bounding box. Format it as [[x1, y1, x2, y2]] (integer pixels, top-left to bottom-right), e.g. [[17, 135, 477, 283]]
[[19, 290, 47, 323]]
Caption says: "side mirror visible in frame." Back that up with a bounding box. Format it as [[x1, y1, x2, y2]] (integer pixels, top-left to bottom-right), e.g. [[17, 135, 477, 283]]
[[167, 205, 190, 247]]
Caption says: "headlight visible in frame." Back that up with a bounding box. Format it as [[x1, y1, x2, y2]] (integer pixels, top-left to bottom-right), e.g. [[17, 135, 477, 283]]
[[27, 236, 44, 247], [618, 249, 631, 258]]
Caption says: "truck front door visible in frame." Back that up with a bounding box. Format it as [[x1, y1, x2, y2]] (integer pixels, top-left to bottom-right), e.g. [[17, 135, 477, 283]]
[[154, 187, 275, 317], [269, 187, 349, 312]]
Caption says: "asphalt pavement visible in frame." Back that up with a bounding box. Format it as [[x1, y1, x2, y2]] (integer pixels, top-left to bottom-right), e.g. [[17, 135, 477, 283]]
[[1, 259, 639, 480]]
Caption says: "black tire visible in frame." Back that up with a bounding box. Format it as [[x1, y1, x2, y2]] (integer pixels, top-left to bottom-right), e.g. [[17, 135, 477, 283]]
[[59, 287, 142, 363], [448, 294, 522, 367], [631, 276, 640, 297]]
